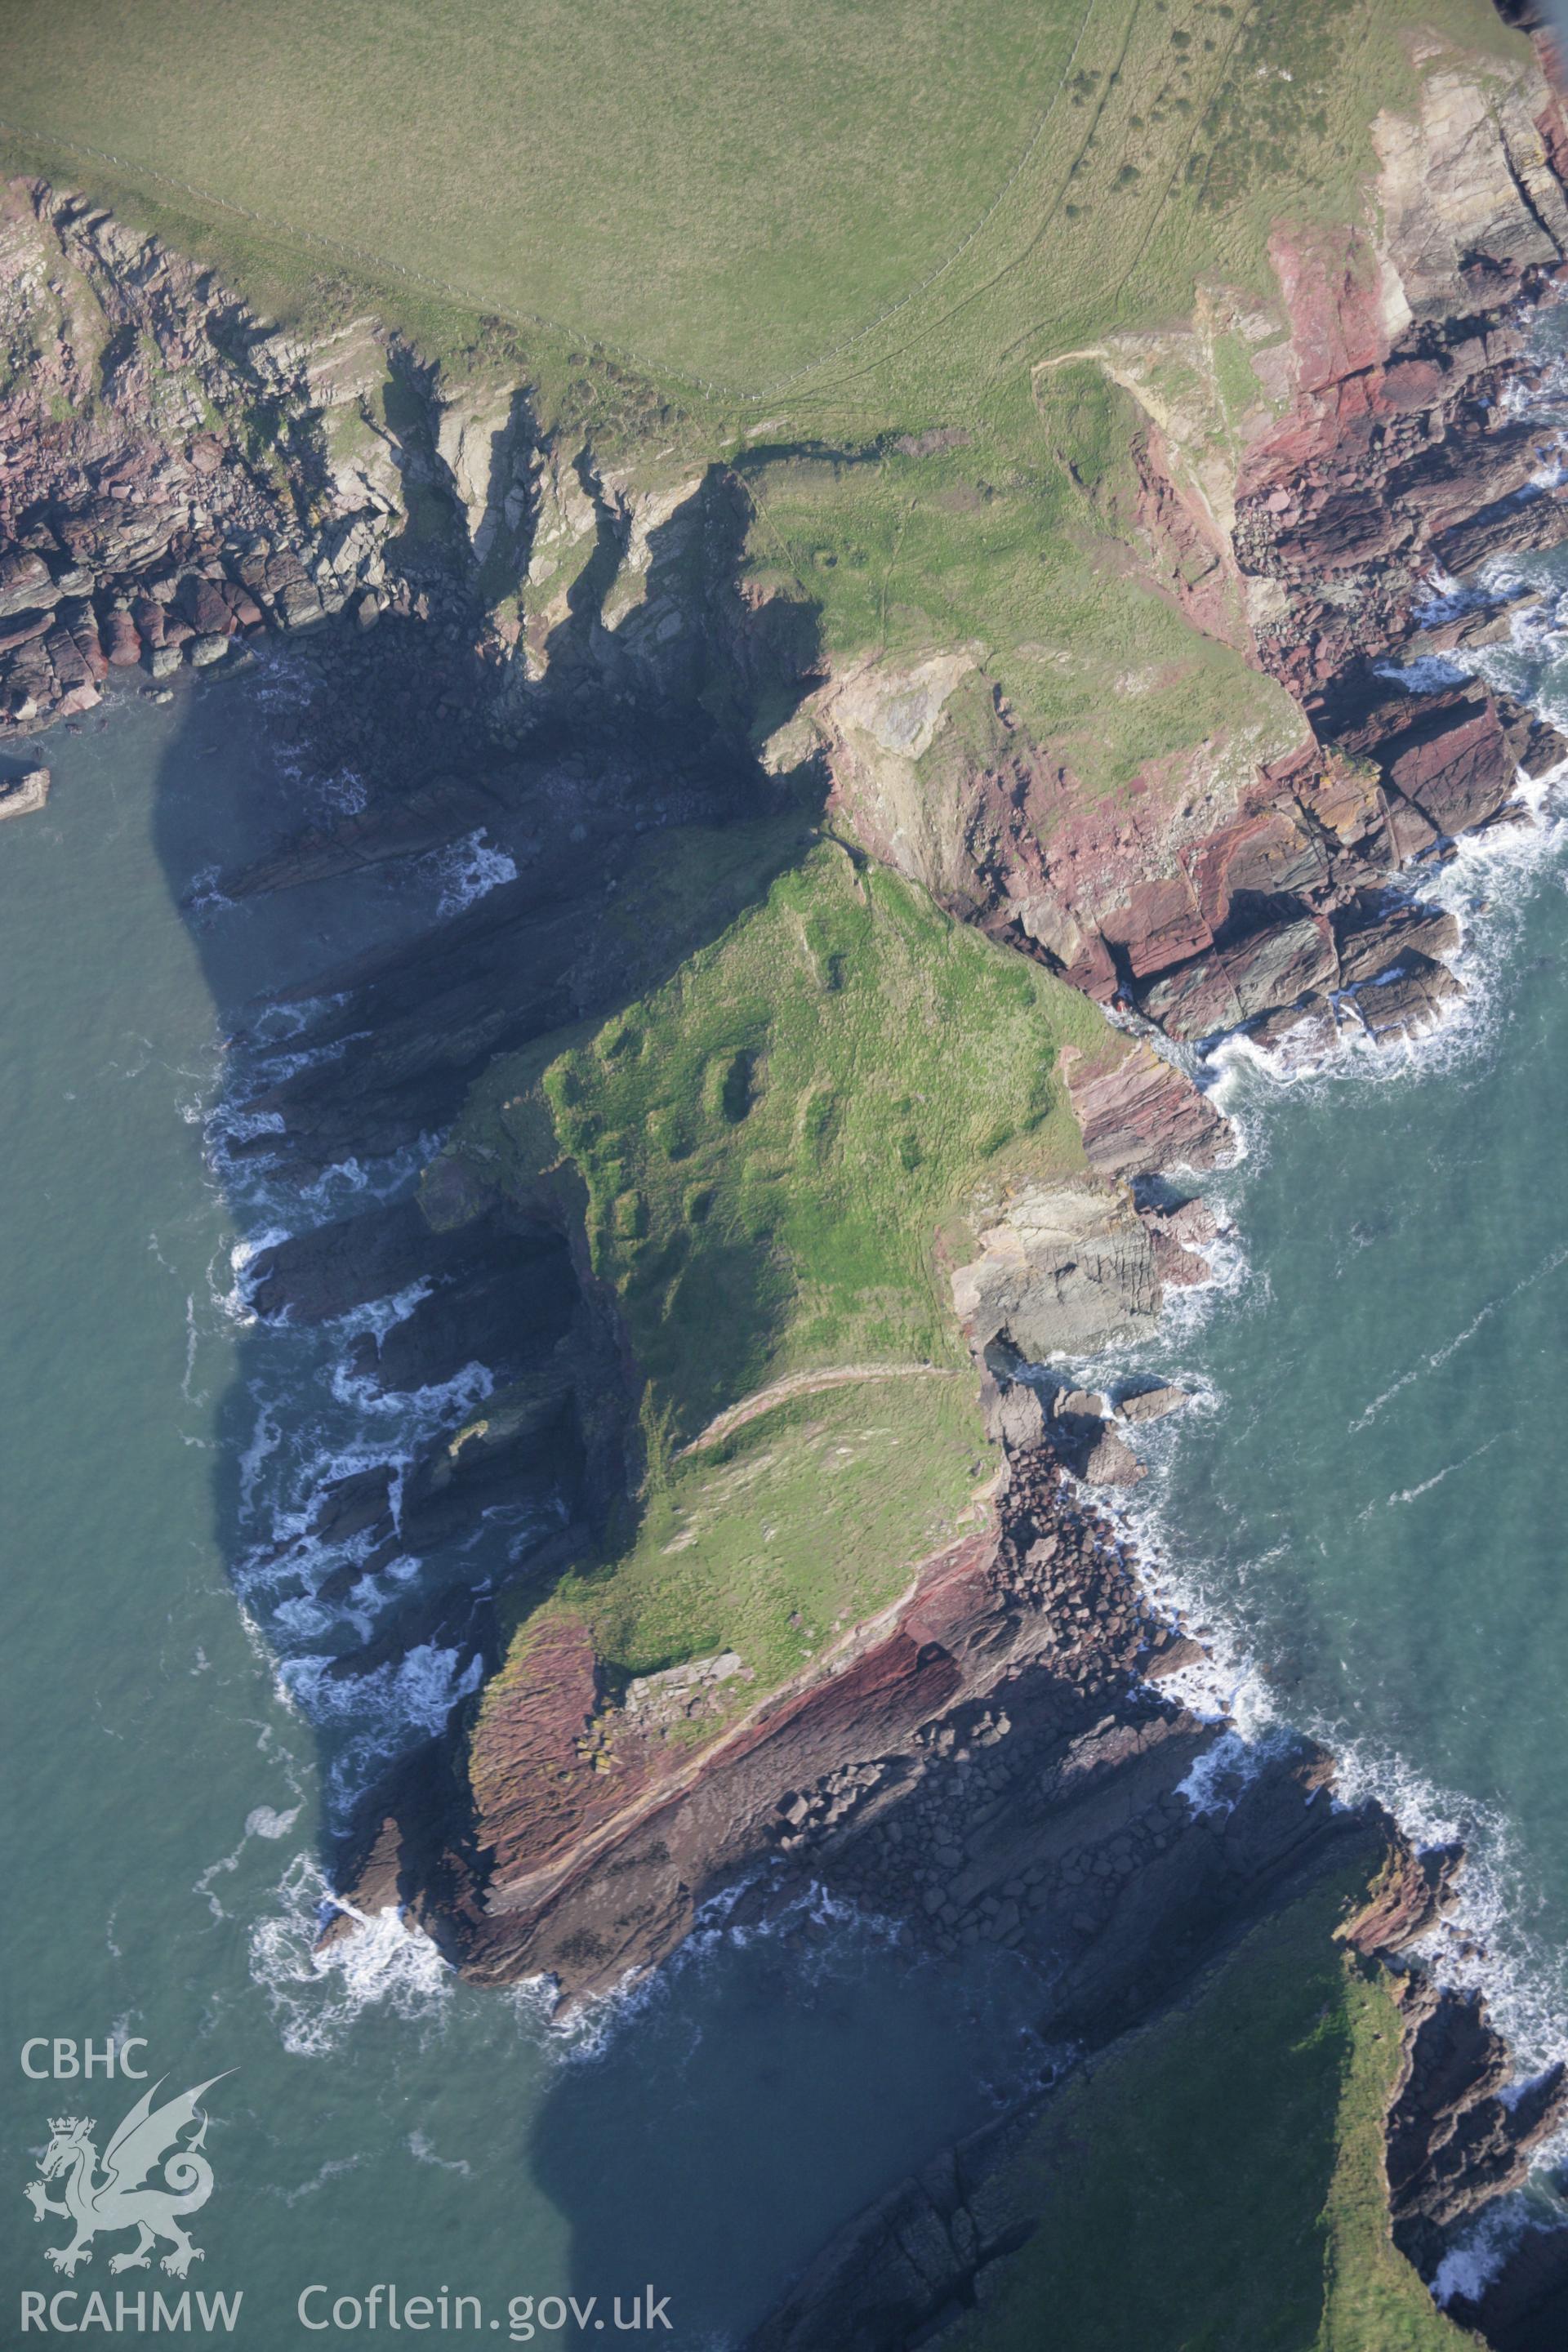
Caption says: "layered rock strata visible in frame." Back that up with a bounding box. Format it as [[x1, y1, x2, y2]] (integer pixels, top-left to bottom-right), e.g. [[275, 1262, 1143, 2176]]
[[6, 23, 1568, 2338], [809, 33, 1568, 1065], [0, 180, 416, 728]]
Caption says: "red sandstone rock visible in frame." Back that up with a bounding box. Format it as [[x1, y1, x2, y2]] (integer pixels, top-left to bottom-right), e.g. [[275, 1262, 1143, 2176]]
[[1138, 951, 1245, 1042], [1222, 911, 1339, 1020], [1062, 1041, 1232, 1178], [457, 1530, 992, 1987], [132, 596, 164, 647], [1266, 223, 1384, 403], [101, 606, 140, 666], [1352, 954, 1463, 1044], [0, 550, 55, 619], [1386, 702, 1517, 836], [1380, 357, 1447, 411], [0, 608, 51, 656], [63, 612, 107, 680], [1294, 755, 1383, 847], [1148, 1230, 1211, 1290], [1184, 808, 1327, 933], [1098, 875, 1214, 980], [1133, 423, 1249, 652], [180, 577, 235, 638]]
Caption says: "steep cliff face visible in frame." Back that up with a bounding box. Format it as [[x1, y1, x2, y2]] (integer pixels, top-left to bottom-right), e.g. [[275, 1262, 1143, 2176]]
[[0, 179, 421, 723], [793, 30, 1568, 1071], [5, 20, 1566, 2340], [0, 176, 798, 768]]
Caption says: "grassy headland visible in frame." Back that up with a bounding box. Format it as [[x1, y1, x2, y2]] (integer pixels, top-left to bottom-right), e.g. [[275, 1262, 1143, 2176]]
[[2, 10, 1549, 2310], [442, 835, 1107, 1704], [949, 1862, 1475, 2352], [4, 0, 1533, 1889], [737, 361, 1303, 804]]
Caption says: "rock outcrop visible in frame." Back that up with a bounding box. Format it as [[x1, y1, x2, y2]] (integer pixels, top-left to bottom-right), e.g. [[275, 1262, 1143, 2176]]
[[336, 1393, 1341, 2008], [0, 761, 47, 817], [0, 180, 421, 728], [781, 33, 1568, 1078], [1388, 1976, 1568, 2276], [949, 1179, 1160, 1364], [5, 20, 1565, 2341]]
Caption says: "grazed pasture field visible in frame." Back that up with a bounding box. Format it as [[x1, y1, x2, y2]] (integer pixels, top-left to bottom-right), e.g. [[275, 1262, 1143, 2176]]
[[0, 0, 1521, 402], [0, 0, 1072, 387]]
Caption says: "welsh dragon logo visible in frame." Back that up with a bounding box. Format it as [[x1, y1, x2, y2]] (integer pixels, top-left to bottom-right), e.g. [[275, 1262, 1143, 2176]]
[[24, 2074, 231, 2278]]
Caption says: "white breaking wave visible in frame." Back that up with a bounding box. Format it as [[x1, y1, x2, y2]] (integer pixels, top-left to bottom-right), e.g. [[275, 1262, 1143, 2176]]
[[247, 1851, 453, 2058], [431, 829, 517, 917], [502, 1872, 918, 2073], [274, 1642, 483, 1821], [1061, 639, 1568, 2091], [1432, 2194, 1557, 2310]]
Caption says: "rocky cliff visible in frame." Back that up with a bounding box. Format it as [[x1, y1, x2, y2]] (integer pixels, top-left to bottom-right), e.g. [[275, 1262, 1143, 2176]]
[[0, 179, 414, 719], [795, 27, 1568, 1067], [6, 15, 1568, 2341]]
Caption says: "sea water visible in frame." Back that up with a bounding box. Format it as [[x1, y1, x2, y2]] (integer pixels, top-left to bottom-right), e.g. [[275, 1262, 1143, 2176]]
[[1103, 537, 1568, 2099], [0, 678, 1051, 2342], [14, 381, 1568, 2326]]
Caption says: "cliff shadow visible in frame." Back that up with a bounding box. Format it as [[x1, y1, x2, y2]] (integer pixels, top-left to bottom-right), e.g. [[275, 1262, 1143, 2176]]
[[134, 496, 1076, 2346], [146, 467, 825, 1888]]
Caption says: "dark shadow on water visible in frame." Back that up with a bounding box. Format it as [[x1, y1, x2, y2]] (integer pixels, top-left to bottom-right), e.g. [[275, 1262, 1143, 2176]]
[[148, 473, 821, 1860], [136, 542, 1064, 2338], [525, 1918, 1052, 2338]]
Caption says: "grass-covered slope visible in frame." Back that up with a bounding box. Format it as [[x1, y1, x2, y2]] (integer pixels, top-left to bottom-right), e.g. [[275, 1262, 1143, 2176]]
[[740, 361, 1303, 808], [0, 0, 1526, 403], [442, 834, 1106, 1714], [492, 1374, 988, 1708], [0, 0, 1074, 387], [951, 1864, 1476, 2352]]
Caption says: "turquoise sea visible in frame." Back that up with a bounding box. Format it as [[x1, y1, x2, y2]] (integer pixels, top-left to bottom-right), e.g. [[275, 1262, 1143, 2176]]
[[0, 679, 1052, 2345], [7, 478, 1568, 2337], [1114, 729, 1568, 2078]]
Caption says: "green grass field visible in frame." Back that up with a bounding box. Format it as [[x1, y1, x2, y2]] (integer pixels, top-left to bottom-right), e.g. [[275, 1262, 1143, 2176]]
[[500, 1373, 989, 1701], [950, 1861, 1474, 2352], [441, 832, 1107, 1717], [0, 0, 1071, 389], [446, 837, 1104, 1452], [0, 0, 1526, 402], [739, 359, 1303, 802]]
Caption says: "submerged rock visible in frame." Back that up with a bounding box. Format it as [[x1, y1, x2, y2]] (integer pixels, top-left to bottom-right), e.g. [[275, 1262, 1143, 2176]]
[[1117, 1383, 1189, 1423]]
